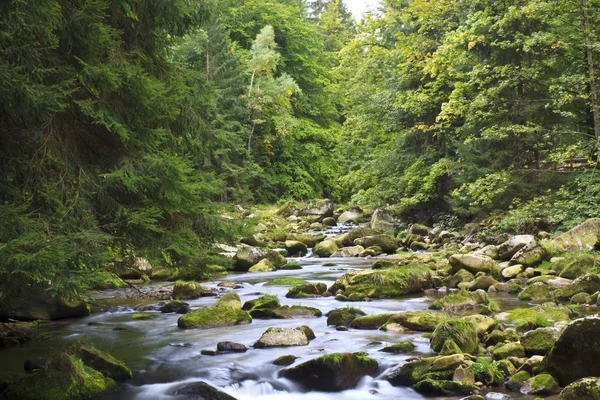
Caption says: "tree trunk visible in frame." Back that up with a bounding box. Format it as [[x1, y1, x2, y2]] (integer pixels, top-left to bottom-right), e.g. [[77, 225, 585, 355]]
[[583, 0, 600, 143]]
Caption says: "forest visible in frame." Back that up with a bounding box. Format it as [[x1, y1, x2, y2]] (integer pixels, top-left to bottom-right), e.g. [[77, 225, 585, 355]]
[[2, 1, 600, 400]]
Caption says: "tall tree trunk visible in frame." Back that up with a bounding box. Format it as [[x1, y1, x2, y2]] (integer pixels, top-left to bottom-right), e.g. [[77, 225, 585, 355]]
[[583, 0, 600, 143]]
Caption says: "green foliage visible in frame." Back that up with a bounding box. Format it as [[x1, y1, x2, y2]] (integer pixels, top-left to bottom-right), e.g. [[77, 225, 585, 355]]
[[467, 358, 505, 385]]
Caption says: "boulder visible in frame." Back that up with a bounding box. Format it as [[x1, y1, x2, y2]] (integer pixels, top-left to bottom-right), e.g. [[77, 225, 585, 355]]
[[313, 239, 339, 258], [520, 373, 560, 395], [383, 311, 447, 332], [272, 305, 322, 319], [467, 275, 499, 291], [554, 218, 600, 251], [326, 307, 366, 327], [493, 342, 525, 359], [542, 317, 600, 386], [160, 300, 190, 314], [559, 377, 600, 400], [409, 224, 430, 236], [233, 246, 267, 271], [273, 355, 298, 366], [254, 326, 314, 348], [413, 378, 476, 396], [298, 199, 335, 222], [248, 258, 276, 273], [337, 207, 364, 224], [518, 282, 550, 301], [177, 294, 251, 329], [242, 294, 280, 318], [380, 341, 416, 353], [502, 264, 523, 280], [497, 235, 537, 260], [344, 227, 375, 245], [350, 313, 393, 330], [281, 352, 378, 392], [556, 255, 596, 279], [285, 283, 328, 298], [354, 235, 399, 254], [173, 381, 237, 400], [554, 274, 600, 299], [331, 245, 364, 258], [512, 245, 546, 267], [217, 341, 247, 353], [0, 322, 35, 348], [449, 254, 500, 277], [172, 281, 206, 300], [0, 292, 89, 322], [430, 319, 479, 354], [370, 208, 395, 233], [520, 327, 561, 356], [284, 240, 308, 257]]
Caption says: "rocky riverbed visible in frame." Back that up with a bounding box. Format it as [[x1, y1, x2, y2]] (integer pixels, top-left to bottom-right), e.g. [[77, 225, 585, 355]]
[[2, 200, 600, 400]]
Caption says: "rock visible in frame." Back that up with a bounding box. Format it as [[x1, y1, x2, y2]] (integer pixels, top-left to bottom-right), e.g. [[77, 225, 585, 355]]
[[443, 269, 475, 288], [571, 292, 592, 304], [554, 218, 600, 251], [484, 394, 512, 400], [350, 313, 393, 329], [280, 260, 302, 270], [177, 294, 251, 329], [313, 239, 339, 258], [521, 327, 561, 355], [497, 235, 537, 260], [233, 246, 267, 271], [555, 274, 600, 299], [371, 208, 396, 233], [429, 291, 483, 312], [493, 342, 525, 359], [512, 245, 546, 267], [331, 245, 364, 258], [559, 377, 600, 400], [498, 303, 571, 331], [383, 357, 434, 385], [517, 282, 550, 301], [474, 245, 499, 259], [555, 255, 596, 279], [354, 235, 399, 254], [217, 341, 247, 353], [409, 224, 430, 236], [449, 254, 500, 277], [337, 207, 364, 224], [0, 322, 35, 348], [272, 305, 322, 319], [173, 281, 205, 300], [0, 292, 89, 321], [160, 300, 190, 314], [330, 267, 433, 299], [273, 355, 298, 366], [326, 307, 366, 326], [284, 240, 308, 257], [380, 341, 416, 353], [430, 353, 468, 371], [242, 294, 280, 318], [287, 233, 325, 248], [281, 352, 378, 392], [248, 258, 276, 272], [322, 217, 337, 226], [254, 326, 314, 348], [502, 265, 523, 280], [285, 283, 327, 298], [507, 370, 531, 392], [413, 378, 476, 396], [542, 317, 600, 386], [383, 311, 447, 332], [520, 373, 560, 395], [463, 314, 498, 335], [468, 275, 499, 291], [70, 341, 132, 382], [173, 381, 237, 400], [430, 319, 479, 354], [299, 199, 335, 222]]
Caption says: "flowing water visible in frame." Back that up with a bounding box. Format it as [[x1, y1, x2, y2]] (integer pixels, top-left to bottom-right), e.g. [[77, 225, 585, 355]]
[[0, 230, 553, 400]]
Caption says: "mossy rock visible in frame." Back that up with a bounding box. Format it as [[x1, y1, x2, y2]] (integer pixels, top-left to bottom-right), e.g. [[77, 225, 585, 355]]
[[555, 255, 596, 279], [571, 292, 592, 304], [383, 311, 447, 332], [173, 381, 237, 400], [288, 233, 325, 248], [313, 239, 339, 258], [329, 266, 433, 299], [254, 326, 313, 348], [449, 254, 500, 278], [559, 377, 600, 400], [70, 341, 132, 381], [242, 294, 280, 318], [350, 313, 392, 330], [467, 275, 499, 291], [413, 378, 476, 396], [280, 260, 302, 270], [554, 274, 600, 299], [265, 277, 307, 286], [518, 282, 550, 301], [281, 352, 378, 392], [265, 250, 287, 269], [285, 282, 327, 298], [273, 355, 298, 366], [380, 341, 416, 353], [553, 218, 600, 251], [463, 314, 498, 335], [272, 305, 322, 318], [485, 328, 519, 346], [492, 342, 525, 360], [248, 258, 276, 273], [177, 306, 251, 329], [501, 303, 571, 331], [172, 281, 204, 300], [383, 357, 435, 385], [216, 292, 242, 308], [326, 307, 366, 326], [441, 269, 475, 288], [520, 327, 561, 356], [507, 370, 531, 392], [430, 319, 479, 354], [520, 373, 560, 395], [115, 312, 159, 321], [429, 290, 488, 312], [160, 300, 189, 314], [353, 235, 399, 254]]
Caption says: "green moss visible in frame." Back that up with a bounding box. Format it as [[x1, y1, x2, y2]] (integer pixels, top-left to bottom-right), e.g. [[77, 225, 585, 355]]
[[177, 305, 251, 329], [272, 305, 322, 318], [505, 303, 570, 331], [273, 355, 297, 366], [383, 311, 447, 332], [172, 280, 204, 300], [413, 379, 477, 396], [381, 341, 416, 353], [242, 294, 280, 318], [280, 260, 303, 270], [71, 341, 132, 381], [87, 272, 126, 290], [492, 342, 525, 360], [510, 370, 532, 384], [350, 313, 392, 329], [265, 277, 307, 286], [326, 307, 366, 326], [5, 353, 116, 400], [285, 282, 327, 298], [466, 358, 505, 385], [430, 318, 479, 354], [215, 292, 242, 308]]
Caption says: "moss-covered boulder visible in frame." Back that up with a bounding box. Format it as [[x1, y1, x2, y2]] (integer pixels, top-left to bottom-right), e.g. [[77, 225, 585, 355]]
[[542, 317, 600, 386], [520, 373, 560, 395], [502, 264, 524, 280], [254, 326, 314, 348], [555, 254, 596, 279], [326, 307, 366, 327], [559, 377, 600, 400], [0, 291, 89, 321], [553, 218, 600, 251], [354, 235, 399, 254], [248, 258, 276, 272], [281, 352, 378, 392], [499, 303, 571, 331], [329, 267, 433, 299], [429, 290, 488, 312], [383, 311, 447, 332], [242, 294, 280, 318], [0, 322, 35, 348], [4, 341, 131, 400], [518, 282, 550, 301], [467, 275, 499, 291], [272, 305, 322, 318], [413, 378, 476, 396], [350, 313, 393, 330], [507, 370, 532, 392], [234, 246, 267, 271], [463, 314, 498, 335], [313, 239, 339, 258], [285, 240, 308, 257], [160, 300, 190, 314], [279, 260, 302, 270], [442, 269, 475, 288], [380, 341, 416, 353], [449, 254, 500, 277], [430, 319, 479, 354], [172, 381, 237, 400], [512, 245, 547, 267], [521, 327, 561, 356], [485, 328, 519, 346], [273, 354, 298, 366], [492, 342, 525, 359], [383, 357, 436, 385], [172, 281, 206, 300], [498, 235, 537, 260], [285, 282, 327, 298], [177, 293, 251, 329], [331, 245, 364, 258], [554, 274, 600, 299]]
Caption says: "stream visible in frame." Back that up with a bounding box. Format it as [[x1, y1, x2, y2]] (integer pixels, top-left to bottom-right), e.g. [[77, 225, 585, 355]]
[[0, 230, 553, 400]]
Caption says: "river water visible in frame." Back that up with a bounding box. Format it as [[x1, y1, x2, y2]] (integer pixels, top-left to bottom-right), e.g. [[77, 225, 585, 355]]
[[1, 242, 546, 399]]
